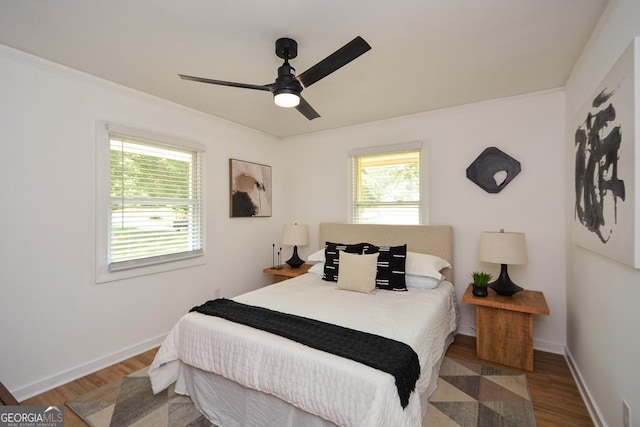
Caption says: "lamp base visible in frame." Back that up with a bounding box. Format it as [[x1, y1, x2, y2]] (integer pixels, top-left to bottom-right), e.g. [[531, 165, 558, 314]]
[[489, 264, 523, 296], [285, 246, 305, 268]]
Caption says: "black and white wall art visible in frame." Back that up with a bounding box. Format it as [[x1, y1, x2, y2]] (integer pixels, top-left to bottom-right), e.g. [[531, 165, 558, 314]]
[[573, 37, 640, 268], [466, 147, 521, 193], [229, 159, 272, 217]]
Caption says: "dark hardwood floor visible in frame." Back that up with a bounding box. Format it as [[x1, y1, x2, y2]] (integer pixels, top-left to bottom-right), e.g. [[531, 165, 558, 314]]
[[20, 334, 593, 426]]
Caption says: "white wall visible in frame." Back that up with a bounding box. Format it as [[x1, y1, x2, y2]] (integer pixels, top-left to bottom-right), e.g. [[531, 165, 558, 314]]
[[564, 0, 640, 425], [0, 46, 282, 400], [282, 90, 567, 353]]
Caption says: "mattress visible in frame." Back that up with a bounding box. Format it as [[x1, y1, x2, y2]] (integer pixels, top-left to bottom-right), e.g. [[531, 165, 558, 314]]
[[149, 272, 458, 427]]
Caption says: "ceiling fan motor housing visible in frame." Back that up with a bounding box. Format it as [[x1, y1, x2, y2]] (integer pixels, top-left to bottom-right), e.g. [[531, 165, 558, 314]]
[[274, 63, 302, 92]]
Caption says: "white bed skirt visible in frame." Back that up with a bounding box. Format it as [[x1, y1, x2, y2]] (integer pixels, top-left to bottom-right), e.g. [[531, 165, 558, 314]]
[[174, 332, 454, 427], [177, 364, 339, 427]]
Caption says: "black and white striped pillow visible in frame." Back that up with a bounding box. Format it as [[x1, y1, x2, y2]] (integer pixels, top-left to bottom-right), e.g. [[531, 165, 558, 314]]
[[322, 242, 365, 282], [363, 244, 408, 291]]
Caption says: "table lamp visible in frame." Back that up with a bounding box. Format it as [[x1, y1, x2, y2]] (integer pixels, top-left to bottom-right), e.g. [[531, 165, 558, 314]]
[[282, 223, 309, 268], [479, 229, 528, 296]]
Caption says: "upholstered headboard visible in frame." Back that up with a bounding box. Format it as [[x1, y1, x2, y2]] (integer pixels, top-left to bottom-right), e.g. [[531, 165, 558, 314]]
[[318, 223, 454, 282]]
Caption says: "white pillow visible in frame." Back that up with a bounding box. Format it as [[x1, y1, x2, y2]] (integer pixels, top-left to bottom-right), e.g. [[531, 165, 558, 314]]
[[308, 262, 325, 275], [308, 249, 326, 262], [405, 252, 451, 280], [336, 251, 379, 294], [405, 274, 442, 290]]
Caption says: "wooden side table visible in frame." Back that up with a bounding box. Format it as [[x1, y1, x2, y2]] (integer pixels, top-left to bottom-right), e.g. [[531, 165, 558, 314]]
[[462, 284, 550, 371], [263, 263, 312, 283]]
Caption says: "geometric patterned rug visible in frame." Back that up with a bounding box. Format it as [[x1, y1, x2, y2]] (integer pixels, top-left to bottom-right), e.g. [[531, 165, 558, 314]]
[[68, 358, 535, 427], [424, 357, 536, 426], [67, 367, 213, 427]]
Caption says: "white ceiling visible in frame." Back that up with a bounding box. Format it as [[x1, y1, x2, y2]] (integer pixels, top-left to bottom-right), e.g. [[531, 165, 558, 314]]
[[0, 0, 607, 138]]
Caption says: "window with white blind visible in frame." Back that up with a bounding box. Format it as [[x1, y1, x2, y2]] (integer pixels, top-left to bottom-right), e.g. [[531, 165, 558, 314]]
[[96, 122, 205, 282], [350, 143, 424, 224]]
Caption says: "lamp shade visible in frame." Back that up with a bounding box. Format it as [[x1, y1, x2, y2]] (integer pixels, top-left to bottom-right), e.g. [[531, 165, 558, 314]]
[[281, 224, 309, 246], [479, 230, 528, 265]]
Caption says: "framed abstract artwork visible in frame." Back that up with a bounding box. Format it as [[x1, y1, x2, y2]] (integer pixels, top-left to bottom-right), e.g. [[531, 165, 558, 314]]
[[229, 159, 272, 217], [572, 37, 640, 268]]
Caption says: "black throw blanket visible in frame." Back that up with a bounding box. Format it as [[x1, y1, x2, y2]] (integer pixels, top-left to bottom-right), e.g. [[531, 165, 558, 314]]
[[190, 298, 420, 408]]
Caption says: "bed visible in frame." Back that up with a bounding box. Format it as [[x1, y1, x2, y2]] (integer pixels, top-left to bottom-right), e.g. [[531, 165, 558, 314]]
[[149, 223, 458, 427]]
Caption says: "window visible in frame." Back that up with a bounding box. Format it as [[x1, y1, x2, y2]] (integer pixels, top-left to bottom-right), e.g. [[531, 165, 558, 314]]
[[96, 122, 205, 282], [350, 143, 423, 224]]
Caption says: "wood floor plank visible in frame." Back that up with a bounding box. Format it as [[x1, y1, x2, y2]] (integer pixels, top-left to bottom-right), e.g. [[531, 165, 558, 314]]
[[18, 336, 592, 426]]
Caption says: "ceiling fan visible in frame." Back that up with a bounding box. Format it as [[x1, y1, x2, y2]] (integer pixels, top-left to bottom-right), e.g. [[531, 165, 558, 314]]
[[179, 36, 371, 120]]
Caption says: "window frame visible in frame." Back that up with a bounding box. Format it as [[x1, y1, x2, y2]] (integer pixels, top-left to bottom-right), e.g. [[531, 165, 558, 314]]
[[348, 141, 428, 225], [95, 121, 206, 283]]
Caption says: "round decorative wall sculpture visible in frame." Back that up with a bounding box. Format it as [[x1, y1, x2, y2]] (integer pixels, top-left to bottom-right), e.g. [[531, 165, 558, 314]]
[[466, 147, 521, 193]]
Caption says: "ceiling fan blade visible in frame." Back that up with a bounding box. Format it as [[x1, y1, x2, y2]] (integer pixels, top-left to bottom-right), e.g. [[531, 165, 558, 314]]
[[296, 96, 320, 120], [179, 74, 271, 91], [296, 36, 371, 88]]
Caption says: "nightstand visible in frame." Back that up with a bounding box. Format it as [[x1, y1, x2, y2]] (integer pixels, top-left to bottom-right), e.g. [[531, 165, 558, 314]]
[[462, 284, 550, 371], [263, 263, 312, 283]]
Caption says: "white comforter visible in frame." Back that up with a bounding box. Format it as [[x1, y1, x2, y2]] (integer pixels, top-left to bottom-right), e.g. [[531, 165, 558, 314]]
[[149, 273, 458, 427]]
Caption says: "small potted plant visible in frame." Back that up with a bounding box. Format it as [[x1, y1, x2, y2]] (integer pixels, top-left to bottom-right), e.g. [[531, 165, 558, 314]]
[[471, 271, 492, 297]]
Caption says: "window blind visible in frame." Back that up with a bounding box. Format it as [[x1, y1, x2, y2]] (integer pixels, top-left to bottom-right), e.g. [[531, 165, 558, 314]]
[[351, 148, 421, 224], [108, 133, 203, 271]]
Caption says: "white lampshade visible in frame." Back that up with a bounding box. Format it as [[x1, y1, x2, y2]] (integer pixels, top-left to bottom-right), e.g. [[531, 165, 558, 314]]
[[479, 230, 528, 265], [274, 92, 300, 108], [281, 224, 308, 246]]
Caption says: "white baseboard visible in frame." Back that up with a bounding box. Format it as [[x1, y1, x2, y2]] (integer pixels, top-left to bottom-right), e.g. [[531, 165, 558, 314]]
[[564, 347, 607, 427], [12, 333, 167, 402], [456, 323, 476, 337], [532, 338, 565, 355]]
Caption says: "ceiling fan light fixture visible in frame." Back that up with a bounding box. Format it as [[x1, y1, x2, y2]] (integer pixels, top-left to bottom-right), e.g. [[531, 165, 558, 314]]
[[274, 90, 300, 108], [179, 36, 370, 120]]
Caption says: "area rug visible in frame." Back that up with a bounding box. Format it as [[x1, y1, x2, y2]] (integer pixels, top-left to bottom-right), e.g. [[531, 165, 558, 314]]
[[67, 367, 213, 427], [423, 357, 536, 426], [68, 358, 535, 427]]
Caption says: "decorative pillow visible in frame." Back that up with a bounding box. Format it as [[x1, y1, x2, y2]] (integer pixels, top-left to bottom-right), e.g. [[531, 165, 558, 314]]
[[405, 274, 442, 290], [308, 262, 325, 275], [363, 243, 408, 291], [323, 242, 365, 282], [308, 249, 326, 263], [336, 252, 379, 294], [405, 252, 451, 280]]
